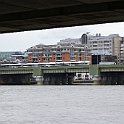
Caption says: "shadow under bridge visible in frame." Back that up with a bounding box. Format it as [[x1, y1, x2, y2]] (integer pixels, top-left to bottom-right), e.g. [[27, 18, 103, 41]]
[[42, 66, 89, 85], [100, 67, 124, 85], [0, 68, 36, 85]]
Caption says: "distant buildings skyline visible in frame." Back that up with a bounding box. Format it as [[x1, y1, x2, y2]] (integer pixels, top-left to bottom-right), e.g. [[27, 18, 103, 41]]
[[26, 33, 123, 64], [0, 32, 124, 64]]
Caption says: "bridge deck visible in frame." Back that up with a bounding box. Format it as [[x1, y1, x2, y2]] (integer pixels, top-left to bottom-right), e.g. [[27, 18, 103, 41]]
[[0, 0, 123, 33]]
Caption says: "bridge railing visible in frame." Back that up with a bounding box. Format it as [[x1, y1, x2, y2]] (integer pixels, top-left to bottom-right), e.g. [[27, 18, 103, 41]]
[[41, 65, 89, 74], [0, 67, 33, 74]]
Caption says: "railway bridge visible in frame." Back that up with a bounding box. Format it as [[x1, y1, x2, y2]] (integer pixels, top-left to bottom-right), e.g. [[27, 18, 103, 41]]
[[41, 65, 124, 85], [1, 65, 124, 85], [42, 65, 89, 85]]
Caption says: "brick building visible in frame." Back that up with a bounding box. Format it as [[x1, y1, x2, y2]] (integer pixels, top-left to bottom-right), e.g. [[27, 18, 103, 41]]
[[27, 41, 92, 63]]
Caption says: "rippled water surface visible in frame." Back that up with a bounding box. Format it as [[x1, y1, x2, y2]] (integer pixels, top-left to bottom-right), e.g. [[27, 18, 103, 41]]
[[0, 85, 124, 124]]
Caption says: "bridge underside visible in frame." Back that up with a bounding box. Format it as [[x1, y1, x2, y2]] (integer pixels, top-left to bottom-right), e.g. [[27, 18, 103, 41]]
[[0, 0, 123, 33]]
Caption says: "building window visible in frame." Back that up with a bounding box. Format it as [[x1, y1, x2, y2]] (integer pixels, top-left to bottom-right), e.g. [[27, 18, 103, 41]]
[[93, 41, 97, 44]]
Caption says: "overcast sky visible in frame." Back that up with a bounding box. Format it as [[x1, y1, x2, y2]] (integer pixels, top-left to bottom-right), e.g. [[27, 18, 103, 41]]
[[0, 22, 124, 52]]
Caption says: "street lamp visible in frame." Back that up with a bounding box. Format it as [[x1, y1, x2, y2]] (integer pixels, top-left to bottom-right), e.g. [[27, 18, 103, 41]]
[[84, 45, 88, 64], [96, 53, 99, 75]]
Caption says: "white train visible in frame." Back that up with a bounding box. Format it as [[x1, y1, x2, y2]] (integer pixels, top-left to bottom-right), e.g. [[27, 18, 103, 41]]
[[0, 61, 90, 68]]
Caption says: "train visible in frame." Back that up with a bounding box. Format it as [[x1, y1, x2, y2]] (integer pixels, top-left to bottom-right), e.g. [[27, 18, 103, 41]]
[[0, 61, 90, 68]]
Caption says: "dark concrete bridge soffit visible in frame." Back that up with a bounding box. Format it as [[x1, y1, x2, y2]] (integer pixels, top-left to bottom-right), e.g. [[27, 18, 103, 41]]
[[0, 0, 123, 33]]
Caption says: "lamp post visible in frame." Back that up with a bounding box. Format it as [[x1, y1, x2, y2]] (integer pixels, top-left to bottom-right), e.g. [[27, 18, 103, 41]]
[[96, 53, 99, 75], [84, 45, 88, 64]]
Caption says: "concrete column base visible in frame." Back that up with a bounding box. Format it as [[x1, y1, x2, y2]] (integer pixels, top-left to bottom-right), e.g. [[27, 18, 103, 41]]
[[93, 75, 100, 85]]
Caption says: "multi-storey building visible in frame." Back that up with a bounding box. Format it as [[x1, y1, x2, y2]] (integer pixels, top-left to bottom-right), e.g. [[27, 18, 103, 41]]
[[120, 37, 124, 64], [27, 44, 56, 63], [27, 33, 122, 64], [0, 51, 26, 63], [27, 41, 92, 63], [81, 33, 122, 64], [58, 38, 81, 45]]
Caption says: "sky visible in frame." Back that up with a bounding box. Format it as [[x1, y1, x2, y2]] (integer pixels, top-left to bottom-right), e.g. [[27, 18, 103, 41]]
[[0, 22, 124, 52]]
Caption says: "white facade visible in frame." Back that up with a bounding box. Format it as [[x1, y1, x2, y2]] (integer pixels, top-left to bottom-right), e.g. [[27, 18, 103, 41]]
[[120, 41, 124, 64], [86, 34, 121, 63], [87, 34, 115, 55], [58, 38, 81, 45]]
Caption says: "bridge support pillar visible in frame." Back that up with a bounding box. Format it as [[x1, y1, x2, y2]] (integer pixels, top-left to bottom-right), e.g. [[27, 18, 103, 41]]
[[93, 75, 100, 85]]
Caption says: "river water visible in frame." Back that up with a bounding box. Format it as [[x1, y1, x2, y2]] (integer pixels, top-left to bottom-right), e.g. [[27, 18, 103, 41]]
[[0, 85, 124, 124]]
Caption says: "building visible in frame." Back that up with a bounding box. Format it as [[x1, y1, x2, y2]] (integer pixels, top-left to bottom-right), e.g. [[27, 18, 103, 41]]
[[11, 52, 28, 63], [0, 51, 26, 63], [27, 33, 122, 64], [58, 38, 81, 45], [0, 52, 16, 60], [120, 37, 124, 64], [81, 33, 122, 64], [27, 41, 92, 63], [27, 44, 56, 63]]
